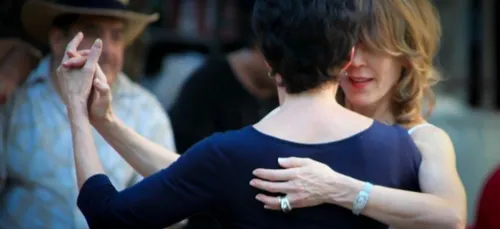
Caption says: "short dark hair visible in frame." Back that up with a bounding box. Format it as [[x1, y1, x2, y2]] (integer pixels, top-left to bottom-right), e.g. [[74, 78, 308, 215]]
[[252, 0, 361, 93]]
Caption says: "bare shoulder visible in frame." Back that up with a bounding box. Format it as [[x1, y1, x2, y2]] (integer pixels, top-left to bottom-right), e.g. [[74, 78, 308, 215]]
[[409, 124, 455, 161], [411, 124, 451, 146]]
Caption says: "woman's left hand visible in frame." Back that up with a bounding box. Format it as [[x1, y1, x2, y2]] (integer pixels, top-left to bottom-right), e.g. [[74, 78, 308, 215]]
[[250, 157, 347, 210]]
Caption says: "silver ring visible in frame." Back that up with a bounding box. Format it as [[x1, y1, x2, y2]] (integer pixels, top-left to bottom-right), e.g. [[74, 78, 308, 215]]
[[278, 196, 292, 213]]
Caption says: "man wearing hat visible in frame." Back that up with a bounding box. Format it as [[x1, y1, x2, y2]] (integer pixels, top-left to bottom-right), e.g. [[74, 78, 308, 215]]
[[0, 0, 177, 228]]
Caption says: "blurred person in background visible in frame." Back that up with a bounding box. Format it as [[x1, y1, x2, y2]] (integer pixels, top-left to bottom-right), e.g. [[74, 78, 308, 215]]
[[250, 0, 467, 228], [0, 0, 178, 228], [168, 1, 278, 226], [0, 0, 43, 104], [168, 0, 279, 152], [0, 0, 42, 204], [0, 39, 41, 104], [469, 165, 500, 229]]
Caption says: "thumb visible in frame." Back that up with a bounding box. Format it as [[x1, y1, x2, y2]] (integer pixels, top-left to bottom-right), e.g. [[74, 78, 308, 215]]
[[93, 78, 110, 95], [91, 85, 101, 105], [278, 157, 312, 168], [95, 63, 107, 84]]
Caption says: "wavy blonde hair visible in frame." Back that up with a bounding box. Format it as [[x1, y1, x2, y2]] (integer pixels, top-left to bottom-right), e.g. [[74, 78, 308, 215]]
[[354, 0, 442, 127]]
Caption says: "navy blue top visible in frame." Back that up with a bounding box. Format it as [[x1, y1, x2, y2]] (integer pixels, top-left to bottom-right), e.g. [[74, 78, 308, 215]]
[[77, 121, 421, 229]]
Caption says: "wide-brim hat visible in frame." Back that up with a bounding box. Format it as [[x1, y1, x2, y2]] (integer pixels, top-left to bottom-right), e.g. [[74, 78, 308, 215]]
[[21, 0, 159, 46]]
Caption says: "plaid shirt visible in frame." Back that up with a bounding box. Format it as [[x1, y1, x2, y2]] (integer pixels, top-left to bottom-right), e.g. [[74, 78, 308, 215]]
[[0, 57, 176, 229]]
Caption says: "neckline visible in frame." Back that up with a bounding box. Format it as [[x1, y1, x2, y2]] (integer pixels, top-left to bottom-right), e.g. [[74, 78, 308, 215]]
[[248, 120, 378, 148]]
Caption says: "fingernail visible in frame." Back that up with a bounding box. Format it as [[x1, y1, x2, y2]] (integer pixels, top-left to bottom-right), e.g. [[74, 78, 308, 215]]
[[264, 205, 270, 209], [278, 158, 284, 163], [77, 32, 83, 37], [249, 180, 255, 185], [255, 194, 261, 200], [94, 38, 102, 47], [252, 170, 258, 175]]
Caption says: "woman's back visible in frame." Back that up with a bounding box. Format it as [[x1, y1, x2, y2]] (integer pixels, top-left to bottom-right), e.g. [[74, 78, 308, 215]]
[[75, 117, 422, 228], [201, 120, 422, 228]]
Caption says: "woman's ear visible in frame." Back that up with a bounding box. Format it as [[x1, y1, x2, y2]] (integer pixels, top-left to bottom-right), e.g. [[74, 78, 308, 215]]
[[401, 57, 412, 70], [399, 58, 412, 78]]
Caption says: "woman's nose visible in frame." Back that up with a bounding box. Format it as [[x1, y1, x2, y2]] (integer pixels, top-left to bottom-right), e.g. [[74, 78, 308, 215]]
[[350, 47, 365, 67]]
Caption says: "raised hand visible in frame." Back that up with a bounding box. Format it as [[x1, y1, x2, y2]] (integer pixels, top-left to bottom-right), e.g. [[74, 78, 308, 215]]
[[63, 49, 113, 123], [55, 32, 103, 111]]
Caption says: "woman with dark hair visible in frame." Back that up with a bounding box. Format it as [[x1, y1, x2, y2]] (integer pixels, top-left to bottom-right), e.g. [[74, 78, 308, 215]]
[[58, 0, 422, 228]]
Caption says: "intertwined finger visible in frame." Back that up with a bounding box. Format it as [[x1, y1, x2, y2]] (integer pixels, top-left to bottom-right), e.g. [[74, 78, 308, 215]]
[[67, 49, 91, 58], [63, 32, 83, 62], [65, 46, 107, 84], [252, 168, 298, 181], [82, 39, 103, 74], [63, 56, 87, 68]]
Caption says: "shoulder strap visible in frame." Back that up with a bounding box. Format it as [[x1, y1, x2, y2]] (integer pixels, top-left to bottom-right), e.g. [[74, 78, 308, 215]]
[[408, 123, 433, 135]]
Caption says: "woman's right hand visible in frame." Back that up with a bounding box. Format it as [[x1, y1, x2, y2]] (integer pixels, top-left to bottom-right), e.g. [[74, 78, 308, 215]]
[[62, 49, 114, 125]]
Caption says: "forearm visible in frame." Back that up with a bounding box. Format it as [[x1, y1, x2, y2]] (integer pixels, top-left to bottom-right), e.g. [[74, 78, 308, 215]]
[[68, 105, 105, 189], [94, 114, 179, 177], [332, 177, 462, 229]]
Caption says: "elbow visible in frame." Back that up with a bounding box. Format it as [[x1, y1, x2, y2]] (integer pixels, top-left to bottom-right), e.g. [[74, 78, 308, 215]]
[[446, 218, 466, 229], [412, 207, 466, 229], [438, 208, 466, 229], [450, 212, 466, 229], [80, 204, 114, 228], [446, 205, 466, 229]]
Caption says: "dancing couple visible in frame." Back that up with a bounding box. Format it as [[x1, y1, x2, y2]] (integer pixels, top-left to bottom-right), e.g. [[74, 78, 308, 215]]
[[57, 0, 465, 228]]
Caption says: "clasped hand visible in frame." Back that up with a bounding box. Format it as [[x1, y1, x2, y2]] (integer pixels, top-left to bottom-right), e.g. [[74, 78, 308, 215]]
[[56, 32, 112, 121]]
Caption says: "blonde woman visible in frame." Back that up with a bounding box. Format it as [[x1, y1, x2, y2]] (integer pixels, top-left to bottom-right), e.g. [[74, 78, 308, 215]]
[[250, 1, 466, 229]]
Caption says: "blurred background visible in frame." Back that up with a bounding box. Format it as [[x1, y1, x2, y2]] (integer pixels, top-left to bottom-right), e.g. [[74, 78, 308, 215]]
[[1, 0, 499, 226]]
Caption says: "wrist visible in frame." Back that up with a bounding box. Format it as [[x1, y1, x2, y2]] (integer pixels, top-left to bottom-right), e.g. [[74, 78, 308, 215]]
[[92, 111, 117, 130], [326, 175, 364, 208], [67, 100, 88, 116]]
